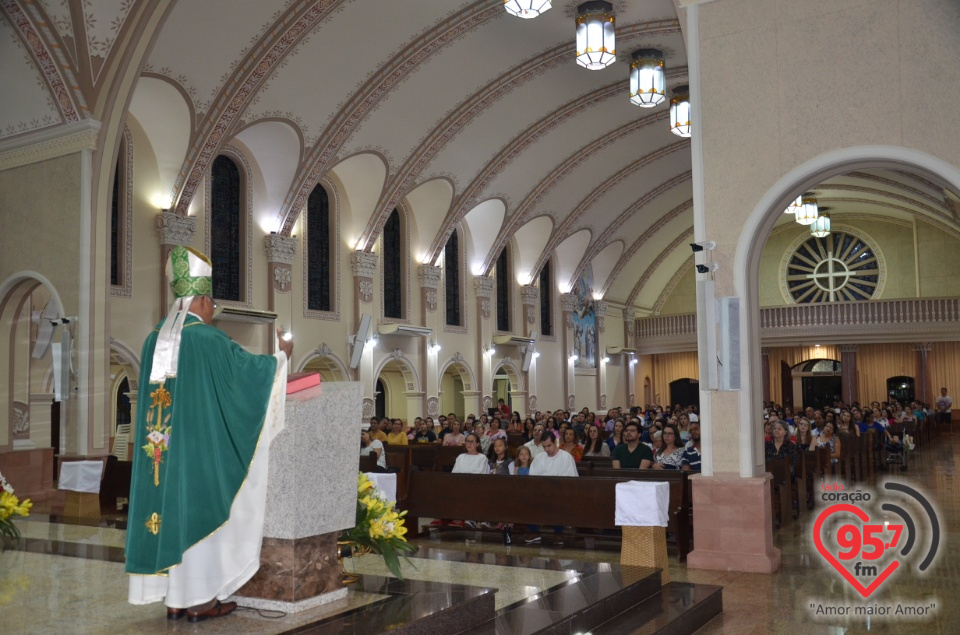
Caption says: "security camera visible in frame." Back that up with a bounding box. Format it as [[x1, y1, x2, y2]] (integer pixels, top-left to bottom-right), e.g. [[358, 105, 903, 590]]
[[690, 241, 716, 253], [696, 263, 718, 274]]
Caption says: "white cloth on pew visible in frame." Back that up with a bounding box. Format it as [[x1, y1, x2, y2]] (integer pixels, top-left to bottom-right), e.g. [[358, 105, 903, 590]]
[[614, 480, 669, 527], [59, 461, 104, 493], [365, 472, 397, 503]]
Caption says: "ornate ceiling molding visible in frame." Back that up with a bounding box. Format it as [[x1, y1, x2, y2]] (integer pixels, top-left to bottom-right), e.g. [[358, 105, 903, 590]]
[[532, 144, 690, 281], [480, 109, 671, 274], [626, 227, 694, 307], [276, 0, 503, 234], [0, 119, 101, 170], [600, 197, 693, 298], [0, 0, 87, 124], [652, 257, 694, 314], [359, 20, 685, 254], [171, 0, 346, 216]]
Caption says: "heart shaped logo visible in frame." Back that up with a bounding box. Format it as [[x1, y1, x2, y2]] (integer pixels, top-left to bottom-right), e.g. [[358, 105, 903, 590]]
[[813, 503, 900, 598]]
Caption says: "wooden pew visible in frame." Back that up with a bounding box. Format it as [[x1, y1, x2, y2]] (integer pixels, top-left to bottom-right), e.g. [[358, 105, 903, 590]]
[[765, 458, 793, 528], [402, 469, 692, 561]]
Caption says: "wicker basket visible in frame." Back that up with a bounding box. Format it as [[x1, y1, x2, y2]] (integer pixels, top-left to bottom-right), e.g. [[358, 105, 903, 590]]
[[620, 525, 669, 585]]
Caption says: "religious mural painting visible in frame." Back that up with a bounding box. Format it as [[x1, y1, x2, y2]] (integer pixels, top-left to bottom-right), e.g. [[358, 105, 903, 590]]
[[572, 264, 596, 369]]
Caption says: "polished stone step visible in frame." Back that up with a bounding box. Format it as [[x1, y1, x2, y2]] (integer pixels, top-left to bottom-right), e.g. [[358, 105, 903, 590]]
[[591, 581, 723, 635]]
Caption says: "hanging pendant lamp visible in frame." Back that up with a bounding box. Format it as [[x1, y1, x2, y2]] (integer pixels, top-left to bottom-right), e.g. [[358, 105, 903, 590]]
[[504, 0, 551, 19], [810, 212, 831, 237], [669, 85, 691, 137], [795, 194, 819, 226], [576, 1, 616, 70], [629, 49, 666, 107]]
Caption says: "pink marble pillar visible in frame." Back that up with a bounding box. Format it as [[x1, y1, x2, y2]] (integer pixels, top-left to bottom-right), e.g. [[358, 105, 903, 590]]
[[913, 343, 932, 405], [686, 473, 781, 573]]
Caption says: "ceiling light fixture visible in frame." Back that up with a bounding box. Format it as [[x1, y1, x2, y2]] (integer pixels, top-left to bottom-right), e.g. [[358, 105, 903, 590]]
[[669, 85, 691, 137], [810, 212, 831, 238], [576, 1, 616, 70], [795, 194, 819, 226], [629, 49, 666, 107], [504, 0, 551, 19], [784, 195, 802, 215]]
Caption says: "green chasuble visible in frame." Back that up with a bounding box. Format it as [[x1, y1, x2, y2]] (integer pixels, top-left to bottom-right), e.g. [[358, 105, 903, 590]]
[[125, 315, 277, 575]]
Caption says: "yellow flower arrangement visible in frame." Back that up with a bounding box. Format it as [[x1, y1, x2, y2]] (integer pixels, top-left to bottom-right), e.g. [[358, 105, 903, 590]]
[[0, 471, 32, 544], [340, 473, 416, 579]]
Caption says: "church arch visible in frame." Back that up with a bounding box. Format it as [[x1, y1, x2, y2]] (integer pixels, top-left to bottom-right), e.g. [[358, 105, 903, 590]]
[[735, 145, 960, 476], [298, 346, 350, 382]]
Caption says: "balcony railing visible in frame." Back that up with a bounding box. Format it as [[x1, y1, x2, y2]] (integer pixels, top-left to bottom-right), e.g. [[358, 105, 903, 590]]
[[634, 298, 960, 352]]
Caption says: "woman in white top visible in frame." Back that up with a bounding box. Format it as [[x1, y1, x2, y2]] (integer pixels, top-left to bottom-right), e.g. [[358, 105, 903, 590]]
[[452, 433, 491, 474], [360, 429, 387, 471]]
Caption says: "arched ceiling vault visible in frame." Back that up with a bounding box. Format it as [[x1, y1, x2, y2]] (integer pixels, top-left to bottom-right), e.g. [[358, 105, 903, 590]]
[[6, 2, 957, 309]]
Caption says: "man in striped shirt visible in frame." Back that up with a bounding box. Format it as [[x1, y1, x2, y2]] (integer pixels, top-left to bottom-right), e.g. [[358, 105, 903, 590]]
[[681, 422, 701, 473]]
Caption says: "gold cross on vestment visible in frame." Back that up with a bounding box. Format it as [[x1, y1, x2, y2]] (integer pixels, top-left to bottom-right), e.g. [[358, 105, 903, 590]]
[[145, 512, 161, 535]]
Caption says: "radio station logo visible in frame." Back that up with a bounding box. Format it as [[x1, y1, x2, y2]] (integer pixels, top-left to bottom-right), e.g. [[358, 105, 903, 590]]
[[813, 481, 941, 599]]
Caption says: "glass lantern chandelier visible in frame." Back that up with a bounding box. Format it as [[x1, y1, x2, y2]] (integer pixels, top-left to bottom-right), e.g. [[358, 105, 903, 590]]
[[795, 194, 819, 225], [576, 1, 616, 70], [629, 49, 666, 107], [504, 0, 551, 19], [810, 211, 831, 237], [669, 85, 691, 137], [784, 195, 802, 215]]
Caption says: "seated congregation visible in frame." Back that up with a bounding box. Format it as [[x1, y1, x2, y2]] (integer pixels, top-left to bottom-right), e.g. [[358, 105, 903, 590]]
[[359, 396, 942, 550]]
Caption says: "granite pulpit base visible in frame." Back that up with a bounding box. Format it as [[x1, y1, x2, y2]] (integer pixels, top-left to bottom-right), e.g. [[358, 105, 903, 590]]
[[232, 382, 362, 612]]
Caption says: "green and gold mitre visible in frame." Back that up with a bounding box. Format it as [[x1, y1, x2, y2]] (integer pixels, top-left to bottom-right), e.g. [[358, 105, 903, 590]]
[[167, 246, 213, 298]]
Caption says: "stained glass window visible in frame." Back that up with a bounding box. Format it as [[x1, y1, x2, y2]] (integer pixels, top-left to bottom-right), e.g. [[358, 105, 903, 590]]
[[383, 209, 403, 318], [211, 155, 242, 301], [444, 231, 461, 326], [307, 184, 331, 312]]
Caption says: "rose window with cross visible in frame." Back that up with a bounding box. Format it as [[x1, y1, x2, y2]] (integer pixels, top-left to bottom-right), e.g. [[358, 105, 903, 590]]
[[784, 231, 882, 303]]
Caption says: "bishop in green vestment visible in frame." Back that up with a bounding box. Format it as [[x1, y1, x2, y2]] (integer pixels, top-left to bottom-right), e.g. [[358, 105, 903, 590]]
[[126, 246, 291, 619]]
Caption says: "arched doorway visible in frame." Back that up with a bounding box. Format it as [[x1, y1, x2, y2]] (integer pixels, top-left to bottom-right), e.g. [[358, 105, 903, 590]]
[[373, 353, 421, 423], [887, 376, 915, 403], [0, 273, 66, 452], [669, 378, 700, 409], [438, 356, 475, 420], [492, 359, 524, 416], [736, 147, 960, 474], [298, 346, 350, 382], [791, 359, 842, 411]]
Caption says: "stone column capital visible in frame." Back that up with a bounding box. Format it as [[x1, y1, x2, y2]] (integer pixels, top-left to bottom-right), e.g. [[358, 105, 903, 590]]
[[473, 276, 495, 298], [155, 211, 196, 246], [623, 307, 636, 322], [911, 342, 932, 352], [520, 285, 539, 305], [264, 234, 298, 264], [350, 251, 378, 278], [417, 264, 442, 288], [838, 344, 860, 353], [559, 293, 577, 313]]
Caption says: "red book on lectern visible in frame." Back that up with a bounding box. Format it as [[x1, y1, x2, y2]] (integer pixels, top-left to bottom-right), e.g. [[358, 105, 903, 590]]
[[286, 371, 321, 395]]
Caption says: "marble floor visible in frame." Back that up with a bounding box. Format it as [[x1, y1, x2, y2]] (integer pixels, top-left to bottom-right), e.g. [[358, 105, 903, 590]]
[[1, 433, 957, 634]]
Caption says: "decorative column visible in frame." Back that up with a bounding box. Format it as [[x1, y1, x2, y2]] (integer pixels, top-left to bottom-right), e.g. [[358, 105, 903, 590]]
[[760, 348, 771, 405], [264, 234, 298, 312], [520, 285, 539, 414], [155, 211, 197, 316], [560, 293, 577, 411], [419, 264, 442, 418], [595, 301, 609, 411], [351, 251, 378, 391], [474, 277, 496, 411], [913, 343, 932, 406], [624, 307, 637, 409], [839, 344, 859, 406]]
